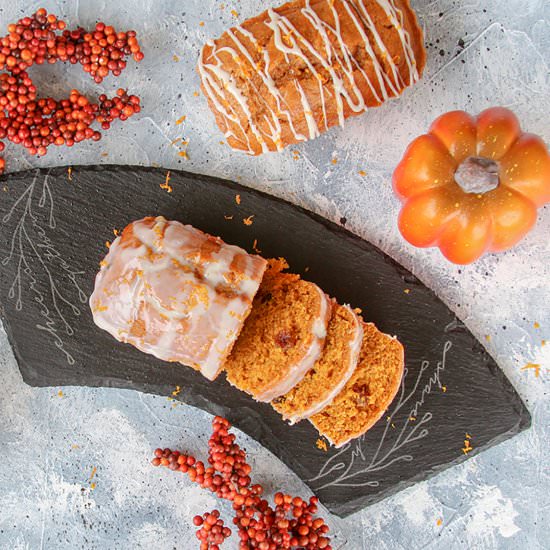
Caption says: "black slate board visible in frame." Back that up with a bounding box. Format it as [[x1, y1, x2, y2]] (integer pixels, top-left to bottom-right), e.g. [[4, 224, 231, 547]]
[[0, 166, 530, 517]]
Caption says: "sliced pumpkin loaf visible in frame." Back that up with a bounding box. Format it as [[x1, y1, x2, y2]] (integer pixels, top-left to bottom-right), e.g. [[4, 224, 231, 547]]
[[224, 259, 331, 402], [310, 322, 404, 447], [272, 303, 363, 424]]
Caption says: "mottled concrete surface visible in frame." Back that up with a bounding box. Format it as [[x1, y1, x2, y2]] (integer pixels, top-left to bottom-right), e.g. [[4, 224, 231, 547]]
[[0, 0, 548, 548]]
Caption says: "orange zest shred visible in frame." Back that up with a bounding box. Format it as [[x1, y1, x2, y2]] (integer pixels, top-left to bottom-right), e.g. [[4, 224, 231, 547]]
[[231, 9, 239, 18], [175, 115, 187, 125], [172, 385, 181, 397], [160, 171, 173, 193], [243, 215, 254, 226], [521, 363, 541, 377], [358, 170, 366, 176], [252, 239, 261, 254], [235, 194, 241, 205], [105, 241, 111, 249], [113, 228, 120, 237], [57, 390, 64, 398], [436, 518, 443, 526], [173, 54, 180, 62], [534, 322, 540, 329], [224, 215, 234, 220], [67, 167, 73, 181], [89, 466, 97, 481], [462, 433, 473, 454]]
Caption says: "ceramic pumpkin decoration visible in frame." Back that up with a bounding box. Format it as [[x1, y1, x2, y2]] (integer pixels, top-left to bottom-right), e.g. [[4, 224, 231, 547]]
[[393, 107, 550, 264]]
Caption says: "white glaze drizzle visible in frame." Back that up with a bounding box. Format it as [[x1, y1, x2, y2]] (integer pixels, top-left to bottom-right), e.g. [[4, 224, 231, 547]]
[[198, 0, 421, 153], [254, 286, 332, 402], [90, 217, 267, 381], [285, 305, 364, 424]]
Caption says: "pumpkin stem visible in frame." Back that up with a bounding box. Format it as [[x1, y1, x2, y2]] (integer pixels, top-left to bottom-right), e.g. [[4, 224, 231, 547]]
[[454, 156, 499, 194]]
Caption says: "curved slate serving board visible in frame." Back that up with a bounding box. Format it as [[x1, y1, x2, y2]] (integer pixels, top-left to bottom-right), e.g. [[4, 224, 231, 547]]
[[0, 166, 530, 517]]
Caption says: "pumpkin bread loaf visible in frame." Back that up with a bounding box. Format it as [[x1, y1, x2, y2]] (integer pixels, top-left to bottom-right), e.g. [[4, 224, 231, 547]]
[[224, 259, 332, 402], [310, 322, 404, 447], [198, 0, 426, 154], [90, 216, 267, 381], [272, 303, 363, 423]]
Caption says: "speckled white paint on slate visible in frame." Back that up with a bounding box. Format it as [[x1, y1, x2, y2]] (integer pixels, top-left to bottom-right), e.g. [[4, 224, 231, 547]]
[[0, 0, 548, 548]]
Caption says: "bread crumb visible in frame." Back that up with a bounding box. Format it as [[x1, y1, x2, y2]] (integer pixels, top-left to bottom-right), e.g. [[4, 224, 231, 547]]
[[57, 390, 64, 398], [90, 483, 96, 490], [199, 21, 205, 26], [358, 170, 366, 176], [315, 438, 328, 452], [534, 321, 540, 329], [442, 385, 447, 392], [224, 215, 234, 220], [193, 91, 200, 97], [485, 335, 491, 342], [173, 54, 180, 62], [331, 158, 338, 165], [172, 385, 181, 397], [231, 9, 239, 17], [404, 288, 410, 294], [105, 241, 111, 249], [436, 518, 443, 526]]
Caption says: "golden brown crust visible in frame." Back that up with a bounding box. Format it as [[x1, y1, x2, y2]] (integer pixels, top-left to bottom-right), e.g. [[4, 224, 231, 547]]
[[198, 0, 426, 154], [309, 322, 404, 446]]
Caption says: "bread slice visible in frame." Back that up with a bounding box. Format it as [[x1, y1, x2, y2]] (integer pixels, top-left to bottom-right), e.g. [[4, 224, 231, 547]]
[[224, 259, 331, 401], [272, 303, 363, 423], [310, 322, 404, 447]]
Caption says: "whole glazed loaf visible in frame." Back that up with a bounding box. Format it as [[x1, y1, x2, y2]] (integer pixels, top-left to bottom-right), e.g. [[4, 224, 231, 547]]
[[198, 0, 426, 154]]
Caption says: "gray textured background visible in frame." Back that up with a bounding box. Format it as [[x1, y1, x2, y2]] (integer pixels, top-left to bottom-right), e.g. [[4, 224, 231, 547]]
[[0, 1, 548, 548]]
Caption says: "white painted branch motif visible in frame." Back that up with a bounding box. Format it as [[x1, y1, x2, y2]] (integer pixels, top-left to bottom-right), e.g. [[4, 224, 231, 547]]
[[2, 170, 87, 365], [309, 341, 452, 490]]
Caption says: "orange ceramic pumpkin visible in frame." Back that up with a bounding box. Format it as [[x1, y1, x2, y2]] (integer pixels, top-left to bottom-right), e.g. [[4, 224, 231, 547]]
[[393, 107, 550, 264]]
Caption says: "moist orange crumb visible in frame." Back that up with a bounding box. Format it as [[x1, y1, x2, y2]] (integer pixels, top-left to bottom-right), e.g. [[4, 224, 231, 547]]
[[224, 260, 330, 401], [309, 323, 404, 447], [273, 303, 362, 422]]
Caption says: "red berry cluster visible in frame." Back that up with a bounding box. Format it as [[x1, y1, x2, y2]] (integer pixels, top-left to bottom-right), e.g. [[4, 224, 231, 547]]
[[0, 8, 143, 174], [152, 416, 332, 550], [194, 510, 232, 550]]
